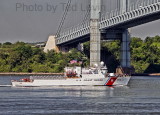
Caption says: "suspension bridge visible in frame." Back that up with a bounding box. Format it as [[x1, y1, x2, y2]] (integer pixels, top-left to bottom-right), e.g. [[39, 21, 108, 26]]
[[44, 0, 160, 73]]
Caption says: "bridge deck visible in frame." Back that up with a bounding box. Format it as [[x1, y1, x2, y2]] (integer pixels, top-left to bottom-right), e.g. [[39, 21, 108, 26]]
[[56, 1, 160, 45]]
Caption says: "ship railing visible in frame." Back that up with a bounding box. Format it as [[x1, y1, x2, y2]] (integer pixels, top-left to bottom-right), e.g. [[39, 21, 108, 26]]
[[30, 75, 65, 80], [106, 74, 130, 77]]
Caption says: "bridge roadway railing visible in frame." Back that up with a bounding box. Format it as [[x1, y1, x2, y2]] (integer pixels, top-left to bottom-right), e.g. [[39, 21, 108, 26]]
[[56, 21, 90, 45], [56, 1, 160, 45], [100, 1, 160, 30]]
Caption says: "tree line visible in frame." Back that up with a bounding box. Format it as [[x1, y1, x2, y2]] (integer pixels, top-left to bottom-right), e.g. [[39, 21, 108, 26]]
[[0, 42, 87, 73], [100, 35, 160, 73], [0, 35, 160, 73]]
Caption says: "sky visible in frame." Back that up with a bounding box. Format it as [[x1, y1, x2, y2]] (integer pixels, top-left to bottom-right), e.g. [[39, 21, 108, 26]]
[[0, 0, 160, 43]]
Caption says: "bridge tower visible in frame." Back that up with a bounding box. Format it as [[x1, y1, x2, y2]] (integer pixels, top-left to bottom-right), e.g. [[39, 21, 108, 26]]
[[90, 0, 101, 66], [120, 0, 129, 13], [120, 0, 131, 71], [121, 29, 131, 68]]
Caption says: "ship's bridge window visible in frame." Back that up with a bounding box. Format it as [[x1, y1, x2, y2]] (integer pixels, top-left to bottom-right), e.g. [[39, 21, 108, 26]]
[[94, 79, 103, 81]]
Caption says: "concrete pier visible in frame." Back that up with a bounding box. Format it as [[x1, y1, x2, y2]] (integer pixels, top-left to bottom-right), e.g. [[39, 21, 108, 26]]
[[44, 35, 60, 53], [90, 0, 101, 66], [120, 29, 131, 68]]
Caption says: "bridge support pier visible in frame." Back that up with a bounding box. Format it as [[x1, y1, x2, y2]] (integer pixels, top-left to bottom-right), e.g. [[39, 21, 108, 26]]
[[120, 29, 132, 73], [90, 19, 101, 67], [90, 0, 101, 67], [44, 35, 60, 53], [44, 35, 80, 53]]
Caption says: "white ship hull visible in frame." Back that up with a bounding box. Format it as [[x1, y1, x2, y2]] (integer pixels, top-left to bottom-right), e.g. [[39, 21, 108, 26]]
[[11, 76, 131, 87]]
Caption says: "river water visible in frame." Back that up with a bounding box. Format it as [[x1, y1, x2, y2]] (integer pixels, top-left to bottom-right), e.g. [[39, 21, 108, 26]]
[[0, 76, 160, 115]]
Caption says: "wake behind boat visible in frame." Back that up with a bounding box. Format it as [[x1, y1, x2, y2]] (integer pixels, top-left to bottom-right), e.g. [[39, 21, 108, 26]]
[[11, 62, 131, 87]]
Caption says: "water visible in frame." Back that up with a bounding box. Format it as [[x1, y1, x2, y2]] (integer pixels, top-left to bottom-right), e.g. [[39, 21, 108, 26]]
[[0, 76, 160, 115]]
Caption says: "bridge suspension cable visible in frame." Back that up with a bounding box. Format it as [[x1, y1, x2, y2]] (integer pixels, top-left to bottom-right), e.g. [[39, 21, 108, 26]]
[[56, 0, 72, 37], [81, 0, 90, 25]]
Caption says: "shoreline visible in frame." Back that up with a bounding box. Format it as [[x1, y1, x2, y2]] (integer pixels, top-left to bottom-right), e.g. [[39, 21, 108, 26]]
[[132, 73, 160, 76], [0, 72, 64, 76], [0, 72, 160, 76]]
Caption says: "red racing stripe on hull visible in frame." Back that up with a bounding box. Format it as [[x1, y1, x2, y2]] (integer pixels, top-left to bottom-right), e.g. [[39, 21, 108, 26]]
[[106, 77, 118, 86]]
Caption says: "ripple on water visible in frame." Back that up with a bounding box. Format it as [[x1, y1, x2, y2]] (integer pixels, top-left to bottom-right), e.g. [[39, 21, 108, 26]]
[[0, 76, 160, 114]]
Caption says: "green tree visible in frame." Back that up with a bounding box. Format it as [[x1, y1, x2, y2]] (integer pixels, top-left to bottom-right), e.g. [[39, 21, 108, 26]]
[[130, 37, 143, 48], [46, 50, 57, 63], [102, 41, 120, 60], [0, 52, 8, 59], [7, 52, 21, 69], [14, 45, 33, 60], [31, 63, 52, 73], [3, 42, 12, 46]]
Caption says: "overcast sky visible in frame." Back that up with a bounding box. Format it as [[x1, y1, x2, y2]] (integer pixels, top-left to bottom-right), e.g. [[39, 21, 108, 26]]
[[0, 0, 160, 43]]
